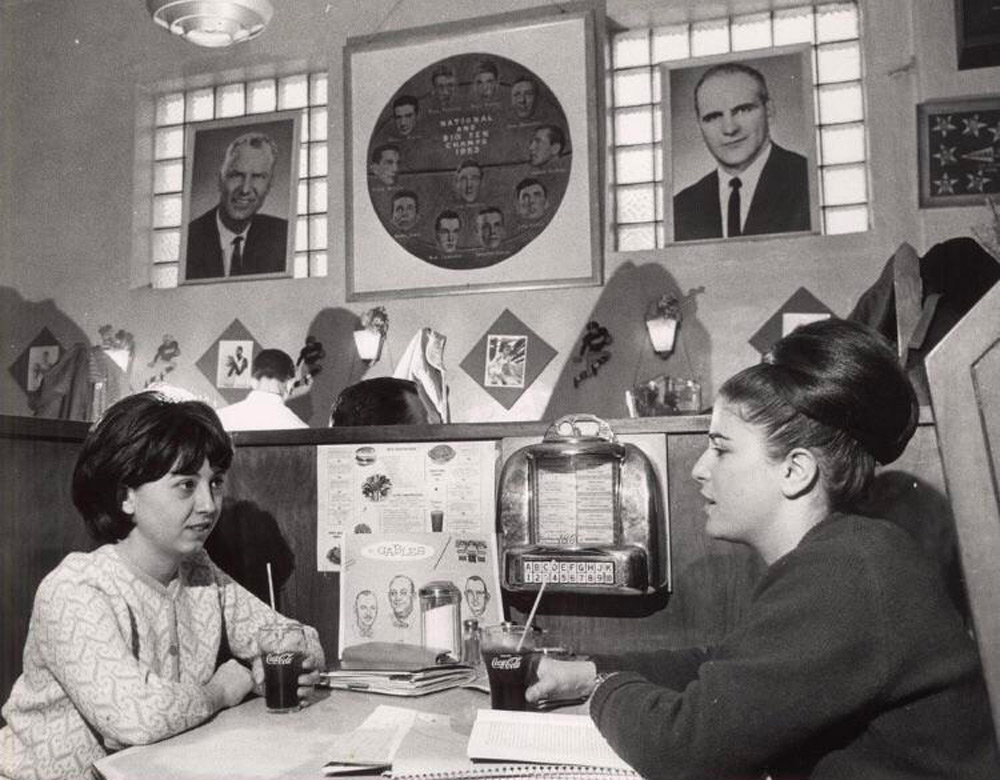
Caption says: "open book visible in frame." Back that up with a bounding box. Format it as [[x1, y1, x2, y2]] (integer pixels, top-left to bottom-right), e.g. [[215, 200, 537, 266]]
[[462, 709, 641, 777]]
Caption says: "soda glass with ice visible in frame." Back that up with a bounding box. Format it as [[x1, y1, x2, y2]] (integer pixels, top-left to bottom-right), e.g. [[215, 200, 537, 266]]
[[480, 622, 538, 711], [258, 622, 306, 713]]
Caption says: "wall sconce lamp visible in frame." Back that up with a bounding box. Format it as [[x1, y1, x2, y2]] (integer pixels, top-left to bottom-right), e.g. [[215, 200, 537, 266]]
[[354, 307, 389, 364], [645, 295, 682, 357], [147, 0, 273, 48]]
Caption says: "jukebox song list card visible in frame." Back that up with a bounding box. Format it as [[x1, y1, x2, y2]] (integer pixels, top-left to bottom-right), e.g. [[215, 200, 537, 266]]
[[316, 440, 498, 572]]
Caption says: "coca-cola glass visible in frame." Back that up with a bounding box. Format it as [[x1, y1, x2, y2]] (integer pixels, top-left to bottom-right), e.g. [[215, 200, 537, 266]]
[[480, 623, 537, 711], [258, 622, 306, 714]]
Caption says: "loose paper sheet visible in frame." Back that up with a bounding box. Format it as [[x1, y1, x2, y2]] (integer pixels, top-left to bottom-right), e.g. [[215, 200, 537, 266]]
[[322, 704, 417, 773], [316, 440, 498, 571]]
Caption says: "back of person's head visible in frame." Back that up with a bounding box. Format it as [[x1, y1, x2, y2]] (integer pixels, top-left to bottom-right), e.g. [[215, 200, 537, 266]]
[[719, 318, 918, 510], [252, 348, 296, 382], [330, 377, 430, 427], [72, 390, 234, 543]]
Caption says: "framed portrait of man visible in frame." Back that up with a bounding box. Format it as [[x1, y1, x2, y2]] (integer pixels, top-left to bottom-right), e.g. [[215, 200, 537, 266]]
[[661, 45, 820, 244], [180, 112, 300, 285]]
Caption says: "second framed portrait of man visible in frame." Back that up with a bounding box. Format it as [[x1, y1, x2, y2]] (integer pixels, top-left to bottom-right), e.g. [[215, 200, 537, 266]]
[[344, 6, 604, 300], [661, 45, 820, 244], [180, 112, 300, 285]]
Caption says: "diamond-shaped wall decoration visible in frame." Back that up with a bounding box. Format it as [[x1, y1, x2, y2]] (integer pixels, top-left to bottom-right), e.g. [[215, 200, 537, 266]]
[[460, 309, 557, 410], [749, 287, 834, 356], [9, 327, 63, 396], [196, 319, 262, 405]]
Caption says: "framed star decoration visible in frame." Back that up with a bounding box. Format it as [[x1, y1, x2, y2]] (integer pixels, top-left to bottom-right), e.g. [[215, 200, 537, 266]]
[[196, 319, 262, 405], [917, 96, 1000, 208]]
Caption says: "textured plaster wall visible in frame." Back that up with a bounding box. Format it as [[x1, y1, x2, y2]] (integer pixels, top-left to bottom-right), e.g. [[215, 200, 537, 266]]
[[0, 0, 996, 425]]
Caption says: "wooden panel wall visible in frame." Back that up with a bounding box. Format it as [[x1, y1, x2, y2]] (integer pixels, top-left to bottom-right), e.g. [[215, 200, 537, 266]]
[[1, 423, 93, 717], [1, 413, 955, 710]]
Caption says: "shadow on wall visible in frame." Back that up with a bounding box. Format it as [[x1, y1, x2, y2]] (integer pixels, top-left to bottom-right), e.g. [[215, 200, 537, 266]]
[[0, 286, 91, 417], [204, 499, 295, 609], [542, 262, 712, 421], [286, 307, 368, 428]]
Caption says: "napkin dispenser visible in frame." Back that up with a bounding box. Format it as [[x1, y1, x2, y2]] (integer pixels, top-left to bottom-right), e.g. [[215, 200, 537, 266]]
[[498, 414, 669, 596]]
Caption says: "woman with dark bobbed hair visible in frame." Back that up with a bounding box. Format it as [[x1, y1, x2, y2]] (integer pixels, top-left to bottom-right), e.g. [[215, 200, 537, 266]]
[[0, 391, 325, 780], [528, 319, 999, 779]]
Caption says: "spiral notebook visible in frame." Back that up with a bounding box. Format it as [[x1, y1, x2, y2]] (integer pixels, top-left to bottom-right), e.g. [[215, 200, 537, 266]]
[[464, 709, 638, 775], [388, 766, 642, 780], [381, 710, 643, 779]]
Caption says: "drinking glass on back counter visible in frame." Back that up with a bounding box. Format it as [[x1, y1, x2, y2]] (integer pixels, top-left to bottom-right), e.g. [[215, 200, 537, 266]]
[[259, 622, 307, 713], [481, 623, 538, 711]]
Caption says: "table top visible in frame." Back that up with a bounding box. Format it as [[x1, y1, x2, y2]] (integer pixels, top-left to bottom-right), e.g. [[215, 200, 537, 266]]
[[94, 686, 491, 780]]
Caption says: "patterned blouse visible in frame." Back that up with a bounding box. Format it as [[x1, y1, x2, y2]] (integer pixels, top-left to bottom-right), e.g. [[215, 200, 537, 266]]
[[0, 545, 324, 780]]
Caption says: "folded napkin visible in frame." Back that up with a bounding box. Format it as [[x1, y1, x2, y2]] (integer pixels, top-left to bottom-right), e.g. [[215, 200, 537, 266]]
[[393, 328, 448, 423]]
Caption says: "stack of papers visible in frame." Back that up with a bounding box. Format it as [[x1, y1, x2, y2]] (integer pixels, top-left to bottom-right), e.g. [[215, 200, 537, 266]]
[[320, 665, 476, 697]]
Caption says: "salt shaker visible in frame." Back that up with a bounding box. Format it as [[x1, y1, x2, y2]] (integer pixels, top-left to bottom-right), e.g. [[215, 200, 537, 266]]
[[462, 618, 482, 669], [419, 580, 462, 661]]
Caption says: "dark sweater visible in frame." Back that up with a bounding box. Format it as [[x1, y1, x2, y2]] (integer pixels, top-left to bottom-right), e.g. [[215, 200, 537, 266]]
[[591, 513, 999, 779]]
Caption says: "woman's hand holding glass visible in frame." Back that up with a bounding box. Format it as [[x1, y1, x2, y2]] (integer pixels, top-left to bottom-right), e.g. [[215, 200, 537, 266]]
[[251, 640, 324, 707], [525, 656, 599, 706]]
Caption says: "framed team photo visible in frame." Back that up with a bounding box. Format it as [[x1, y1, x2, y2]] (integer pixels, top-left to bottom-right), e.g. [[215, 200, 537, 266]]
[[180, 111, 300, 285], [661, 45, 820, 244], [344, 4, 604, 300]]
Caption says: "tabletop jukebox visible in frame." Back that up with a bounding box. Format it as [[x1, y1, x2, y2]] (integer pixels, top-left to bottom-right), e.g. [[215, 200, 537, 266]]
[[497, 414, 669, 596]]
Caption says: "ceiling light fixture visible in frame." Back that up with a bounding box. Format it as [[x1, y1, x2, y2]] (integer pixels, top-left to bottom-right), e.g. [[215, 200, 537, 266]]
[[147, 0, 273, 48]]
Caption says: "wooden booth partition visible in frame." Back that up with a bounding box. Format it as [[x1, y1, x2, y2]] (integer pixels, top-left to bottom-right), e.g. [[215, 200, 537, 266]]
[[1, 411, 950, 712], [0, 416, 94, 717]]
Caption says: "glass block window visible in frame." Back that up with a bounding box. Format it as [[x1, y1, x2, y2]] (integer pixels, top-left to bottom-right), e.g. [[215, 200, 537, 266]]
[[611, 2, 867, 251], [150, 72, 328, 288]]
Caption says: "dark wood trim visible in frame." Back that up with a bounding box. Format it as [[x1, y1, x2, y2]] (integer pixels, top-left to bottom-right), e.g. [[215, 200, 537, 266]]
[[1, 407, 934, 446], [0, 415, 91, 442], [229, 414, 715, 447]]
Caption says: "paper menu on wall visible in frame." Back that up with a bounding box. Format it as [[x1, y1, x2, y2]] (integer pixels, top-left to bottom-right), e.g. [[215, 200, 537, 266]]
[[316, 440, 498, 572], [338, 531, 504, 657]]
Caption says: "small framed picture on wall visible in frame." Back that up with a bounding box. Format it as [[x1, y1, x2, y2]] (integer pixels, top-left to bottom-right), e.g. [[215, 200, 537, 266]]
[[180, 112, 300, 285], [216, 340, 253, 389]]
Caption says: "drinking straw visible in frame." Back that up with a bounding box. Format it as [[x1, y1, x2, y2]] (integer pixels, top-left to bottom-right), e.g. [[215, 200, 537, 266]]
[[266, 562, 276, 611], [516, 559, 554, 652]]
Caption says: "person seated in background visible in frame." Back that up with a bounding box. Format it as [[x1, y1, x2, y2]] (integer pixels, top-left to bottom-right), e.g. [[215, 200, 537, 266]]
[[527, 319, 999, 780], [216, 348, 307, 431], [329, 377, 431, 426], [0, 391, 325, 780]]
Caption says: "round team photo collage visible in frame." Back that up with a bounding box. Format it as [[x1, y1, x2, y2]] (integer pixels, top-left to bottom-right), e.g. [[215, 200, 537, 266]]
[[366, 53, 572, 270]]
